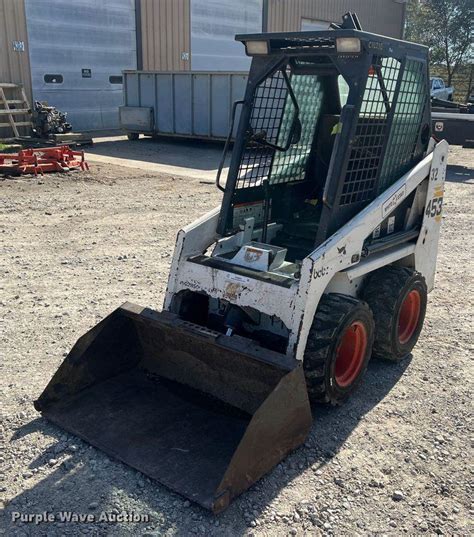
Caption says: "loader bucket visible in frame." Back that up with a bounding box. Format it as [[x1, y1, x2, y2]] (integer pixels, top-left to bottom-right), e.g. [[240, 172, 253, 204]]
[[35, 303, 312, 513]]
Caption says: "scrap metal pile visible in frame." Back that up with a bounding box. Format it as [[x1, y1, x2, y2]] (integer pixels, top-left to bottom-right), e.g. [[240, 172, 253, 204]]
[[0, 146, 88, 176], [32, 101, 72, 138]]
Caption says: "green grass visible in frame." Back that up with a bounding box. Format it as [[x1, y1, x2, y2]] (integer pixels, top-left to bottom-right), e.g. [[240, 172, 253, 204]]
[[0, 143, 21, 152]]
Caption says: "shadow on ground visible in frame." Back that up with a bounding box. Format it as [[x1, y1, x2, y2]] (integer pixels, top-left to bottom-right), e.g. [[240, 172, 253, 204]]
[[88, 136, 226, 173], [446, 164, 473, 183], [5, 356, 411, 535]]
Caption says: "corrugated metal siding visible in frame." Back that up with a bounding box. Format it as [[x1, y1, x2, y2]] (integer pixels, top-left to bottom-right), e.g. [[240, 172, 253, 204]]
[[139, 0, 405, 73], [0, 0, 32, 101], [267, 0, 405, 38], [140, 0, 191, 71], [190, 0, 263, 71], [25, 0, 137, 131]]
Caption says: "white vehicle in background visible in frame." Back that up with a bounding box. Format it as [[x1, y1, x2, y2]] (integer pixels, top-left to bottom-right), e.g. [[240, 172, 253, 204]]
[[430, 77, 454, 101]]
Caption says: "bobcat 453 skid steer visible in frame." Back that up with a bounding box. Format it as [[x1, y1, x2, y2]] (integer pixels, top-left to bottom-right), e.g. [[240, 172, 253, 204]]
[[35, 14, 448, 513]]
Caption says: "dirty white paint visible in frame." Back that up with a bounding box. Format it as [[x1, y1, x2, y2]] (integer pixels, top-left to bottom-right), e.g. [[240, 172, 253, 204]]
[[164, 141, 449, 363], [289, 140, 448, 361]]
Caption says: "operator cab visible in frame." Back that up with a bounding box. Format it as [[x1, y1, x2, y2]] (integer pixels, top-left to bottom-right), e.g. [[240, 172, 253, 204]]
[[214, 55, 346, 275], [193, 17, 431, 282]]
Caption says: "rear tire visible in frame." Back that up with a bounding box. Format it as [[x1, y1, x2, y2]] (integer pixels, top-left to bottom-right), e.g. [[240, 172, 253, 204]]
[[361, 266, 427, 362], [127, 133, 139, 141], [303, 294, 374, 405]]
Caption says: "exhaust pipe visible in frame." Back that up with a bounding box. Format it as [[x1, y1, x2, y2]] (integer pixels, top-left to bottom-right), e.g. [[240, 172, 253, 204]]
[[35, 303, 312, 512]]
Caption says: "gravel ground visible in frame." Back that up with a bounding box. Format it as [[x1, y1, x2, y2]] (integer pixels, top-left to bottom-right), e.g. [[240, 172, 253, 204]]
[[1, 144, 473, 536]]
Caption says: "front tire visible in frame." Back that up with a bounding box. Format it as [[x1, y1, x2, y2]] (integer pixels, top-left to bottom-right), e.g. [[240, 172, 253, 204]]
[[361, 266, 427, 362], [303, 294, 374, 405]]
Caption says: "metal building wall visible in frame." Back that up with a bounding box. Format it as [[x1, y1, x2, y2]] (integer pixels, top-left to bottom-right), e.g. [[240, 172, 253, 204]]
[[140, 0, 191, 71], [25, 0, 137, 131], [0, 0, 32, 101], [190, 0, 263, 71], [139, 0, 406, 73], [267, 0, 405, 38]]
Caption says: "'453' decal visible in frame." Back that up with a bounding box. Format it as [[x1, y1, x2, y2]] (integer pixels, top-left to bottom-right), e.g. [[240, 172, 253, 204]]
[[425, 189, 444, 223]]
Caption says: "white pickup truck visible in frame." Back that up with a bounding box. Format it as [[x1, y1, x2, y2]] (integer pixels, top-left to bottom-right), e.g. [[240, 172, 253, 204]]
[[430, 77, 454, 101]]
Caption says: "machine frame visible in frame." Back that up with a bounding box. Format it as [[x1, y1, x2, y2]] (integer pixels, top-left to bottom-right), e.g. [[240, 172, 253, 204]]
[[165, 28, 445, 363], [165, 139, 447, 362]]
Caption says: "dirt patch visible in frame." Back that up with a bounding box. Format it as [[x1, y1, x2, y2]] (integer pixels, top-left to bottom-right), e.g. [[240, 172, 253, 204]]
[[1, 149, 473, 536]]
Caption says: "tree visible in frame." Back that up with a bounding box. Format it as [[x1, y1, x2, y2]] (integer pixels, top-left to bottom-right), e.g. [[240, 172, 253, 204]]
[[466, 63, 473, 101], [405, 0, 473, 87]]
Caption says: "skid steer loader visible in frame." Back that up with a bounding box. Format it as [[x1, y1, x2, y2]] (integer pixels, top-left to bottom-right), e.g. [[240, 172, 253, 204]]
[[35, 14, 448, 513]]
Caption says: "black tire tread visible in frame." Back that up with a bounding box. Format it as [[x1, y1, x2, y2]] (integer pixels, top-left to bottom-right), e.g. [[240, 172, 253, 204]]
[[304, 293, 373, 405], [362, 266, 427, 362]]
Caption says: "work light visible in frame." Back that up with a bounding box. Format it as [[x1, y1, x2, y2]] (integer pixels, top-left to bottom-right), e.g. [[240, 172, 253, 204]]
[[245, 40, 269, 55], [336, 37, 361, 53]]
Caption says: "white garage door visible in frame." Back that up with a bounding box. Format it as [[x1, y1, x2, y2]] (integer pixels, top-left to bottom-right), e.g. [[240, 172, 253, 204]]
[[191, 0, 263, 71], [25, 0, 136, 131]]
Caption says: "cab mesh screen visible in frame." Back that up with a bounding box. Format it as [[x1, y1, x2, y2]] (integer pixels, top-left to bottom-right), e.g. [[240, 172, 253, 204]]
[[236, 70, 288, 189], [378, 59, 428, 193], [235, 70, 323, 189], [270, 75, 323, 185], [339, 57, 400, 206]]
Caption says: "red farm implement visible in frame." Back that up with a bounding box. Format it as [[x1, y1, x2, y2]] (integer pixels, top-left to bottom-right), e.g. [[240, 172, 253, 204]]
[[0, 146, 89, 176]]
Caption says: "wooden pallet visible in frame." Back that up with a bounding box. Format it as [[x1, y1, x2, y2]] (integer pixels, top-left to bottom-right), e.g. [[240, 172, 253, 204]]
[[0, 83, 33, 139]]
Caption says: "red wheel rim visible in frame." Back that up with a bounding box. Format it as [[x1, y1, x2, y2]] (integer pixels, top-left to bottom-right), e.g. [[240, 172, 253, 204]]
[[335, 321, 368, 388], [398, 289, 421, 344]]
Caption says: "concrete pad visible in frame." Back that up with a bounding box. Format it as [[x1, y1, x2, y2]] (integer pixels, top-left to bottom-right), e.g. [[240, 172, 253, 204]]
[[86, 135, 230, 181]]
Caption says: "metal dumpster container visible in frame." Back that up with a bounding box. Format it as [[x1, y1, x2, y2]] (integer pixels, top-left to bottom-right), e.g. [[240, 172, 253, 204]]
[[120, 71, 248, 141]]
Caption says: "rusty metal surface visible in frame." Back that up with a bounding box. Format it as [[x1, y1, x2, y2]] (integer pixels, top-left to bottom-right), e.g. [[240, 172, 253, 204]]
[[216, 365, 311, 511], [35, 303, 312, 512], [42, 369, 249, 510]]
